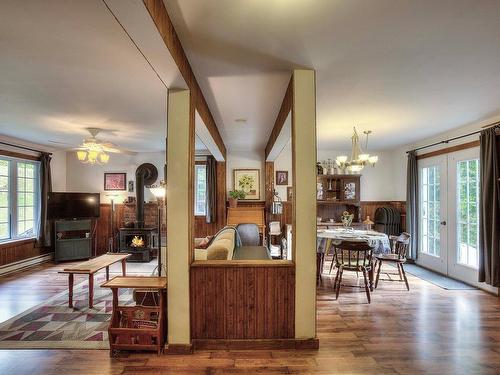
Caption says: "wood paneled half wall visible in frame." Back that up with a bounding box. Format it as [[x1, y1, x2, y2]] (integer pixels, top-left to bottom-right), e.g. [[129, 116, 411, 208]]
[[190, 261, 295, 347]]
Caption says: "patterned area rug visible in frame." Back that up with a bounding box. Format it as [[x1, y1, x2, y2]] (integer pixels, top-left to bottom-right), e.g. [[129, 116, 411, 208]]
[[0, 276, 133, 349]]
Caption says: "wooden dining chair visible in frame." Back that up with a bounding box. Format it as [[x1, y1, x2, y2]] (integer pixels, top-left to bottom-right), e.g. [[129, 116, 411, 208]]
[[332, 240, 375, 303], [374, 232, 411, 290]]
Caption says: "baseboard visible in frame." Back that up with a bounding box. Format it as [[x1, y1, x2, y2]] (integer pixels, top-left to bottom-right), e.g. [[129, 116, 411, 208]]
[[0, 253, 54, 276], [164, 343, 193, 355], [192, 338, 319, 350]]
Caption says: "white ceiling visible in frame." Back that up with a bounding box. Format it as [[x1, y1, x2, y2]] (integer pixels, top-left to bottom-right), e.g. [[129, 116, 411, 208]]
[[0, 0, 187, 152], [166, 0, 500, 151]]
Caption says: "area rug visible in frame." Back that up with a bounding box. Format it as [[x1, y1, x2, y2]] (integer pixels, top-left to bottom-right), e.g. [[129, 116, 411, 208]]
[[388, 263, 477, 290], [0, 276, 133, 349]]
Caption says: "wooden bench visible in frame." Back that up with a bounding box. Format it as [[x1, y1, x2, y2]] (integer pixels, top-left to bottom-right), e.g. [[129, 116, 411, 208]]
[[59, 253, 131, 308]]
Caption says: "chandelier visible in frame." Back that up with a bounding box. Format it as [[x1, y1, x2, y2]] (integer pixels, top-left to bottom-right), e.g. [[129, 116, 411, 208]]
[[336, 128, 378, 173]]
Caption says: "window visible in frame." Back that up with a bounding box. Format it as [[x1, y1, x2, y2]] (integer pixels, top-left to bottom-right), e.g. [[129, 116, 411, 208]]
[[0, 156, 39, 242], [456, 159, 479, 268], [194, 164, 207, 216], [420, 165, 441, 257]]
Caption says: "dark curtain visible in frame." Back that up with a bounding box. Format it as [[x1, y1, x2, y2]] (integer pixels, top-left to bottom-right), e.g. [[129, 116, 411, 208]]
[[479, 127, 500, 286], [37, 153, 52, 247], [406, 150, 418, 260], [205, 156, 217, 224]]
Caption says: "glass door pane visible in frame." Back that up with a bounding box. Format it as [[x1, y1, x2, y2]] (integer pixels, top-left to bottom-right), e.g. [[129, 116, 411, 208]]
[[420, 165, 441, 256], [456, 159, 479, 268]]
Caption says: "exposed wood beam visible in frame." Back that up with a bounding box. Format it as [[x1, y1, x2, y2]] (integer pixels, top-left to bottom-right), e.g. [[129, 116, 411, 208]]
[[142, 0, 226, 159], [265, 77, 293, 159]]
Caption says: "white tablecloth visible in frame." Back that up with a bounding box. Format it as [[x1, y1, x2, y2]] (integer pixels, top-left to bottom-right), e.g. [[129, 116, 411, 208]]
[[317, 229, 391, 255]]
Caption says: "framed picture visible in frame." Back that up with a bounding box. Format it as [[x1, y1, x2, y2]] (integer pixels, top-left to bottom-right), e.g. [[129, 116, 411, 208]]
[[104, 173, 126, 191], [287, 186, 293, 201], [128, 180, 134, 193], [276, 170, 288, 185], [234, 169, 260, 200]]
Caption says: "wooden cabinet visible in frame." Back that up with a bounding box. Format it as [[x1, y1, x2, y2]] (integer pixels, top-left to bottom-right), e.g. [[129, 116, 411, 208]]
[[54, 219, 92, 262], [317, 174, 361, 223]]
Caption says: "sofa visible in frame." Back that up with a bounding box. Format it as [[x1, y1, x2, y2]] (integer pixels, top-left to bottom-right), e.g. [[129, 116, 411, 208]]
[[194, 227, 236, 261]]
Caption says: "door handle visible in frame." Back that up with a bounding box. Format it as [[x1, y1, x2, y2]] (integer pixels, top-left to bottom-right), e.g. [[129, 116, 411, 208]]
[[440, 221, 447, 226]]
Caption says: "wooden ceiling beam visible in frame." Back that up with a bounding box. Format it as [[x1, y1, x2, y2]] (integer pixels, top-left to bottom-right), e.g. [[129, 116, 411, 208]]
[[142, 0, 226, 159], [265, 77, 293, 159]]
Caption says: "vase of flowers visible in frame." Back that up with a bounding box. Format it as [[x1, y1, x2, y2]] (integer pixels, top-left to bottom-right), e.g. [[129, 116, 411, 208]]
[[228, 190, 246, 208]]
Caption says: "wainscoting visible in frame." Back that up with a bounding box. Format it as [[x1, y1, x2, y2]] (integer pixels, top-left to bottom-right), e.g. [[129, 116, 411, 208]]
[[0, 239, 51, 267], [190, 261, 295, 340]]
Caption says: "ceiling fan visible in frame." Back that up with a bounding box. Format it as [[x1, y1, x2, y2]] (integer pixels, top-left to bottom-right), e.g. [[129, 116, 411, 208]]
[[50, 127, 135, 165]]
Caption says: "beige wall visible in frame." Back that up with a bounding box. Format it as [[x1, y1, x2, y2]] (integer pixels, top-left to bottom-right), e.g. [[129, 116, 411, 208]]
[[65, 151, 165, 202], [274, 138, 292, 201], [226, 150, 265, 199], [166, 89, 193, 345], [293, 69, 317, 339]]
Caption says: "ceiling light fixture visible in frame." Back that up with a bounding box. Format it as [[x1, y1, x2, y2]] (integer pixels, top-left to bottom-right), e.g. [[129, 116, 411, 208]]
[[335, 127, 378, 173]]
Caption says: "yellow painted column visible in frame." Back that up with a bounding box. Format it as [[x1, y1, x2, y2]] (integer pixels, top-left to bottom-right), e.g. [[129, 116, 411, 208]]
[[166, 89, 194, 345], [292, 69, 317, 339]]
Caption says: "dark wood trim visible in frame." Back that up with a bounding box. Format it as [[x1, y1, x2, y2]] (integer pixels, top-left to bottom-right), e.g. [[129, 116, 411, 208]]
[[0, 149, 40, 161], [191, 260, 294, 267], [164, 343, 193, 355], [417, 140, 480, 160], [265, 77, 293, 159], [195, 160, 206, 165], [142, 0, 226, 159], [192, 338, 318, 350]]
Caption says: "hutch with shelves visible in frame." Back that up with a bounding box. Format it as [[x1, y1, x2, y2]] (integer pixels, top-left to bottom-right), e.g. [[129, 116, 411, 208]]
[[316, 174, 362, 227]]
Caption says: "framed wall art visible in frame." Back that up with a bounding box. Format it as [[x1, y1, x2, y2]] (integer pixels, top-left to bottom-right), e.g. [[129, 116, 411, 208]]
[[233, 169, 260, 200], [104, 172, 126, 191]]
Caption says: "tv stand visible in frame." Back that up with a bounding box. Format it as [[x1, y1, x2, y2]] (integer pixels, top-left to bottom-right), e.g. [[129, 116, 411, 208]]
[[54, 219, 92, 262]]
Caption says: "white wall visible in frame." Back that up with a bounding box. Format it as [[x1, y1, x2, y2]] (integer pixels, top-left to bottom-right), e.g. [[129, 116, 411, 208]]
[[391, 114, 500, 200], [66, 151, 165, 203], [274, 139, 292, 201], [317, 149, 397, 201], [226, 150, 265, 200], [0, 134, 67, 191]]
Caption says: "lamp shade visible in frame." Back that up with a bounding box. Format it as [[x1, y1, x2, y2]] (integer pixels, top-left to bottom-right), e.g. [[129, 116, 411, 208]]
[[150, 186, 166, 199], [336, 155, 348, 164], [99, 152, 110, 163], [76, 150, 87, 161]]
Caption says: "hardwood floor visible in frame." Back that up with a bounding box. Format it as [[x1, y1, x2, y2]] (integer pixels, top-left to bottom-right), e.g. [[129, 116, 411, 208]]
[[0, 261, 499, 374]]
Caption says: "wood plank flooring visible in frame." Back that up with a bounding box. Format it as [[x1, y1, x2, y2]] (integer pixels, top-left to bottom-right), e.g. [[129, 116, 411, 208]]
[[0, 261, 499, 374]]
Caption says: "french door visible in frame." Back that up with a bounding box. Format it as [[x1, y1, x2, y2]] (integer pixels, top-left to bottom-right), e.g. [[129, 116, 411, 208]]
[[418, 147, 480, 284]]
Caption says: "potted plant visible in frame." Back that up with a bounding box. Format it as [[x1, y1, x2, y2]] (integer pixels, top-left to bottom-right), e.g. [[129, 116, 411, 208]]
[[228, 190, 246, 208]]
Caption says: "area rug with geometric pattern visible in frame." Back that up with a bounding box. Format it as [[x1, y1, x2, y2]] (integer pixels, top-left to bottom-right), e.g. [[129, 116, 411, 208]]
[[0, 276, 133, 349]]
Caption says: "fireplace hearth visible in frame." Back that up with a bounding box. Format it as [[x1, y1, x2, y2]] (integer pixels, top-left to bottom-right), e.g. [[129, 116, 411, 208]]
[[119, 227, 158, 262]]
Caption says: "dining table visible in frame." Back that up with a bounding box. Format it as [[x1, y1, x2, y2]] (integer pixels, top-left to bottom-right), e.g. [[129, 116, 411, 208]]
[[317, 228, 392, 255], [316, 228, 392, 289]]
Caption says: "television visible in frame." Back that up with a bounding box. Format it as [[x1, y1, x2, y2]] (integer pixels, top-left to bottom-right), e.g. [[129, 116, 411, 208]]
[[48, 192, 100, 220]]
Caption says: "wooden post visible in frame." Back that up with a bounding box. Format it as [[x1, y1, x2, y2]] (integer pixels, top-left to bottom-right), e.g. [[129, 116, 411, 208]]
[[166, 89, 194, 348]]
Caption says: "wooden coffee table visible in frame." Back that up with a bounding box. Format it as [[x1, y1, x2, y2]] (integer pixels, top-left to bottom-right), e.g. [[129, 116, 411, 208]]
[[59, 253, 131, 308]]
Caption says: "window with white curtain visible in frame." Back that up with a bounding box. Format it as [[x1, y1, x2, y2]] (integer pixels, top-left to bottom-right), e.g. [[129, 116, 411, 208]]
[[0, 156, 40, 242], [194, 164, 207, 216]]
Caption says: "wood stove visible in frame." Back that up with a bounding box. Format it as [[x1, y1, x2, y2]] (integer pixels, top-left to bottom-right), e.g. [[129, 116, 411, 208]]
[[118, 163, 160, 262], [119, 227, 158, 262]]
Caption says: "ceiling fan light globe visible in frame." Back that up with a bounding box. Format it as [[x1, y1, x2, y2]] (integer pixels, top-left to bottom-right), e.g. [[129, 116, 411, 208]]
[[76, 150, 87, 161], [99, 152, 110, 163]]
